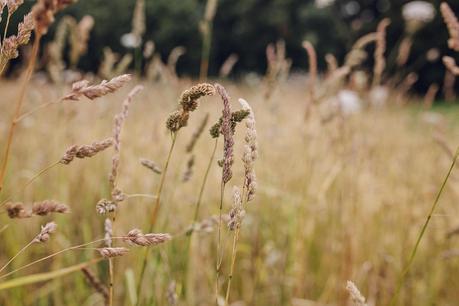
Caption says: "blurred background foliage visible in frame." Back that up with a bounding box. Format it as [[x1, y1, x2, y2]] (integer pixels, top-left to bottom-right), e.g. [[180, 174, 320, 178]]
[[4, 0, 459, 94]]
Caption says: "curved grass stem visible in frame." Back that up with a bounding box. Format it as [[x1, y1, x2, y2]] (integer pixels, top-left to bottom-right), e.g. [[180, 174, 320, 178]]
[[387, 147, 459, 306], [135, 133, 178, 306]]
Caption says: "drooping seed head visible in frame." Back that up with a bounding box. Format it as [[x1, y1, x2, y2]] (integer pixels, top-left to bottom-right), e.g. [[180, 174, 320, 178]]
[[32, 200, 70, 216], [123, 229, 172, 246], [63, 74, 133, 101], [60, 138, 113, 165], [140, 158, 162, 174], [34, 221, 57, 243], [98, 247, 129, 258], [6, 202, 32, 219]]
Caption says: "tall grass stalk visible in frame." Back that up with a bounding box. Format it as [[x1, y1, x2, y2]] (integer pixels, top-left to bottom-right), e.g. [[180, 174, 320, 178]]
[[0, 33, 42, 193], [135, 133, 178, 306], [388, 147, 459, 306]]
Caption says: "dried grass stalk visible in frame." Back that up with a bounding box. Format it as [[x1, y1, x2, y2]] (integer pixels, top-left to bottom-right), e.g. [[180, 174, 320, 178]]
[[441, 2, 459, 52], [140, 158, 162, 174], [60, 138, 113, 165], [215, 83, 234, 184], [81, 267, 109, 303], [239, 98, 258, 202], [34, 222, 57, 243], [98, 247, 129, 258], [443, 56, 459, 75], [32, 200, 70, 216], [63, 74, 133, 101], [123, 229, 171, 246], [346, 281, 368, 306], [228, 186, 245, 231], [373, 18, 390, 86]]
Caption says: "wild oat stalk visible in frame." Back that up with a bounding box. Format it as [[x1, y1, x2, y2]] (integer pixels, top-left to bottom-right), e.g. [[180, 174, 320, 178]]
[[388, 147, 459, 306]]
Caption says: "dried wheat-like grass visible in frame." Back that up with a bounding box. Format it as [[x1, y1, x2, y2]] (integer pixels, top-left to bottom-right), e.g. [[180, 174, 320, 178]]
[[441, 2, 459, 52], [81, 267, 109, 303], [123, 229, 171, 246], [0, 12, 34, 62], [140, 158, 162, 174], [32, 200, 70, 216], [63, 74, 133, 101], [302, 41, 317, 100], [215, 84, 234, 184], [98, 247, 129, 258], [239, 98, 257, 202], [346, 281, 367, 306], [443, 56, 459, 75], [32, 0, 74, 36], [6, 203, 32, 219], [219, 53, 239, 78], [96, 199, 117, 215], [69, 15, 94, 66], [228, 186, 244, 231], [166, 83, 215, 132], [397, 37, 412, 66], [109, 85, 144, 189], [34, 222, 57, 243], [373, 18, 390, 86], [60, 138, 114, 165]]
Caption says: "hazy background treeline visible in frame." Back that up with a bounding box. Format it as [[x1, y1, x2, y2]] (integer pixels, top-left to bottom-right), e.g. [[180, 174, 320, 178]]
[[4, 0, 459, 94]]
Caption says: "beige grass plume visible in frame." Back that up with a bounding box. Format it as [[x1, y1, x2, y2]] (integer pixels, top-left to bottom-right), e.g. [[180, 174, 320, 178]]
[[219, 53, 239, 78], [98, 247, 129, 258], [441, 2, 459, 52], [166, 83, 215, 132], [443, 56, 459, 75], [123, 229, 172, 246], [6, 202, 32, 219], [109, 85, 144, 189], [32, 0, 75, 36], [140, 158, 162, 174], [69, 15, 94, 67], [215, 83, 234, 184], [34, 221, 57, 243], [81, 267, 109, 303], [104, 218, 113, 247], [32, 200, 70, 215], [60, 138, 114, 165], [373, 18, 390, 86], [228, 186, 245, 231], [0, 12, 34, 66], [63, 74, 133, 101], [239, 98, 258, 202], [397, 37, 412, 66], [345, 281, 368, 306], [302, 41, 317, 100]]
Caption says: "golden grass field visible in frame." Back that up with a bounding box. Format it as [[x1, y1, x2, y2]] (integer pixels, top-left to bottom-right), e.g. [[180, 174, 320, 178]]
[[1, 77, 459, 306]]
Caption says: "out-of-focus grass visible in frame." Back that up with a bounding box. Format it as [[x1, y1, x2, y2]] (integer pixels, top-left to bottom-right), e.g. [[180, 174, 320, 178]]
[[1, 80, 459, 305]]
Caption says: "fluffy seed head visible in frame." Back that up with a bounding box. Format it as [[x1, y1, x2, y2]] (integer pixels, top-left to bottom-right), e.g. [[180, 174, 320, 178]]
[[215, 83, 234, 184], [63, 74, 133, 101], [96, 199, 117, 215], [60, 138, 113, 165], [32, 200, 70, 216], [123, 229, 172, 246], [228, 186, 245, 230], [346, 281, 367, 306], [98, 247, 129, 258], [34, 222, 57, 243], [140, 158, 162, 174], [6, 203, 32, 219]]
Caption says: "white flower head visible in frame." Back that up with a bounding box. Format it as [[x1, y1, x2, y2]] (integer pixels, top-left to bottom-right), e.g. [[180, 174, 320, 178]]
[[121, 33, 141, 49], [402, 1, 435, 23]]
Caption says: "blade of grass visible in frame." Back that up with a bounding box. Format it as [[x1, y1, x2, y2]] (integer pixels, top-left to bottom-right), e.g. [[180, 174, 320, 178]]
[[0, 258, 102, 291]]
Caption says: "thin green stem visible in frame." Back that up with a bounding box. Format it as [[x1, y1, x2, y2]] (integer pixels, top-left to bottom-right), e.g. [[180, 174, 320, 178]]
[[216, 182, 226, 304], [0, 238, 35, 274], [135, 133, 178, 306], [0, 160, 61, 208], [387, 147, 459, 306], [191, 139, 218, 227], [0, 236, 131, 280]]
